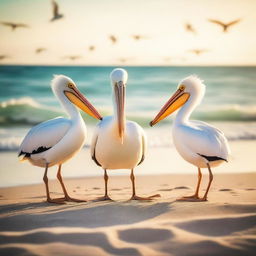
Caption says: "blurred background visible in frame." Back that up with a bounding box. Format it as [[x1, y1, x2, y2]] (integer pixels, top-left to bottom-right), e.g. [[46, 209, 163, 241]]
[[0, 0, 255, 187]]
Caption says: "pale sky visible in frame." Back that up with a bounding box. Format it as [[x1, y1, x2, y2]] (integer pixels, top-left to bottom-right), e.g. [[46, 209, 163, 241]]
[[0, 0, 256, 66]]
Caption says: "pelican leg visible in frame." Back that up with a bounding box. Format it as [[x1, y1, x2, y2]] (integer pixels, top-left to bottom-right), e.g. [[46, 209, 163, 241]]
[[178, 167, 202, 201], [56, 164, 86, 202], [43, 163, 65, 204], [96, 169, 112, 201], [130, 169, 160, 201], [201, 163, 213, 201]]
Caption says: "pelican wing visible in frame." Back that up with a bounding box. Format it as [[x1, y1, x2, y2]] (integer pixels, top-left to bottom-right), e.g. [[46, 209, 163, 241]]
[[181, 121, 230, 161], [19, 117, 71, 156]]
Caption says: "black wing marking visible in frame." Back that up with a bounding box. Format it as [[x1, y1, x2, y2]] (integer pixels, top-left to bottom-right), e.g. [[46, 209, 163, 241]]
[[137, 135, 145, 166], [198, 153, 227, 162], [91, 136, 102, 167], [18, 146, 51, 158]]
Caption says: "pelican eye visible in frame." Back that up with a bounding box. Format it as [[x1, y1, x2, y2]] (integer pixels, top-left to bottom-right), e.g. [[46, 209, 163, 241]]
[[68, 83, 75, 89], [179, 85, 185, 91]]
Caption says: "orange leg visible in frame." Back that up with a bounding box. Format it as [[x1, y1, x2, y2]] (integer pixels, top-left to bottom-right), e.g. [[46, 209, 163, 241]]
[[56, 164, 86, 202], [96, 169, 112, 201], [43, 163, 65, 204], [177, 164, 213, 202], [130, 169, 160, 201], [178, 167, 202, 201], [201, 163, 213, 201]]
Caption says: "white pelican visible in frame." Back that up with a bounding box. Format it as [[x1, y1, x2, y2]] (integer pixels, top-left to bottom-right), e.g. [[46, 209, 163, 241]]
[[150, 76, 230, 201], [18, 75, 102, 203], [91, 68, 160, 201]]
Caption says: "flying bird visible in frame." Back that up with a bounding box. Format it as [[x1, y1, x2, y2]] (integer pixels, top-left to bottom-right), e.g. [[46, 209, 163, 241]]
[[185, 23, 197, 35], [63, 55, 82, 61], [91, 68, 160, 201], [117, 57, 134, 64], [50, 0, 64, 22], [208, 19, 241, 32], [89, 45, 95, 51], [188, 49, 208, 56], [0, 55, 9, 60], [18, 75, 102, 203], [0, 22, 29, 31], [109, 35, 117, 44], [35, 48, 47, 54], [131, 35, 149, 41], [150, 76, 230, 201]]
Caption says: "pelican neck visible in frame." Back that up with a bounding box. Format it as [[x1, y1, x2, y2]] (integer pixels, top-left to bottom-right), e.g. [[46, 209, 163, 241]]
[[57, 90, 81, 120], [174, 95, 197, 125]]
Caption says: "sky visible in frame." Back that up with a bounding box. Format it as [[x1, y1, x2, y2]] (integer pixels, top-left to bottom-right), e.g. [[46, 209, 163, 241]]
[[0, 0, 255, 66]]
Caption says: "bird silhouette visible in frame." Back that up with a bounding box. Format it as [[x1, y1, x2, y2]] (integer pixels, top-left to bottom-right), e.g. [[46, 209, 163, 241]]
[[63, 56, 81, 61], [89, 45, 95, 51], [188, 49, 209, 56], [109, 35, 117, 44], [185, 23, 197, 35], [132, 35, 148, 41], [208, 19, 241, 32], [163, 57, 172, 62], [117, 57, 135, 64], [0, 55, 9, 60], [35, 48, 47, 54], [0, 22, 29, 31], [50, 0, 64, 22]]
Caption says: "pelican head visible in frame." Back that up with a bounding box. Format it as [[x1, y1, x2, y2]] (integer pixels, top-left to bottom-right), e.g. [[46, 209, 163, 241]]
[[110, 68, 128, 141], [150, 75, 205, 126], [52, 75, 102, 120]]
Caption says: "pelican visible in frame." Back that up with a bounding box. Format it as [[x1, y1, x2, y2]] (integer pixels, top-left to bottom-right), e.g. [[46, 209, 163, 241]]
[[91, 68, 160, 201], [150, 76, 230, 201], [18, 75, 102, 203]]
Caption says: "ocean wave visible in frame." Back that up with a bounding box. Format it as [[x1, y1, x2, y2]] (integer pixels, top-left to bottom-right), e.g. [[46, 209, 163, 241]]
[[0, 97, 61, 126], [1, 122, 256, 152], [1, 96, 256, 126]]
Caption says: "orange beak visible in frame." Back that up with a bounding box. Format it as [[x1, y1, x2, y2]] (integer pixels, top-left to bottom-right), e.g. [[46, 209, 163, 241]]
[[115, 81, 125, 142], [64, 87, 102, 120], [150, 88, 190, 126]]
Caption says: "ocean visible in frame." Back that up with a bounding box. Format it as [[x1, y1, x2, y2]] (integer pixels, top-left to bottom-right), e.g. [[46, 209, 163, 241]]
[[0, 65, 256, 151]]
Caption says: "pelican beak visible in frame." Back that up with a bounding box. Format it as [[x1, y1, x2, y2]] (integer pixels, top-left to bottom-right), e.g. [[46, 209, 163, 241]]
[[150, 89, 190, 126], [64, 88, 102, 120], [115, 81, 125, 142]]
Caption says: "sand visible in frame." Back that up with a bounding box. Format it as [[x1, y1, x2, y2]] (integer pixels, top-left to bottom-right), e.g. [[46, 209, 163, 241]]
[[0, 173, 256, 256]]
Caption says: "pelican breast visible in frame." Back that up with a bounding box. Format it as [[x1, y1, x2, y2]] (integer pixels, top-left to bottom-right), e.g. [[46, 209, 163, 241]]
[[91, 116, 145, 170]]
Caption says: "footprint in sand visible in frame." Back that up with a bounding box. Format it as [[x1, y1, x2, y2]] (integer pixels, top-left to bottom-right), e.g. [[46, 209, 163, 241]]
[[158, 188, 173, 192], [174, 186, 190, 190], [92, 187, 101, 190], [118, 228, 173, 243], [219, 188, 233, 192], [245, 188, 256, 191], [111, 188, 122, 191]]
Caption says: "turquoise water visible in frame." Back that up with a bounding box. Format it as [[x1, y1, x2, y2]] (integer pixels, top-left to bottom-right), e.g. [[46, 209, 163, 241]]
[[0, 65, 256, 150]]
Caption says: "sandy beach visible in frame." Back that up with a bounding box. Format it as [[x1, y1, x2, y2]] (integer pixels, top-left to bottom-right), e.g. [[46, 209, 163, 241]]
[[0, 173, 255, 256]]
